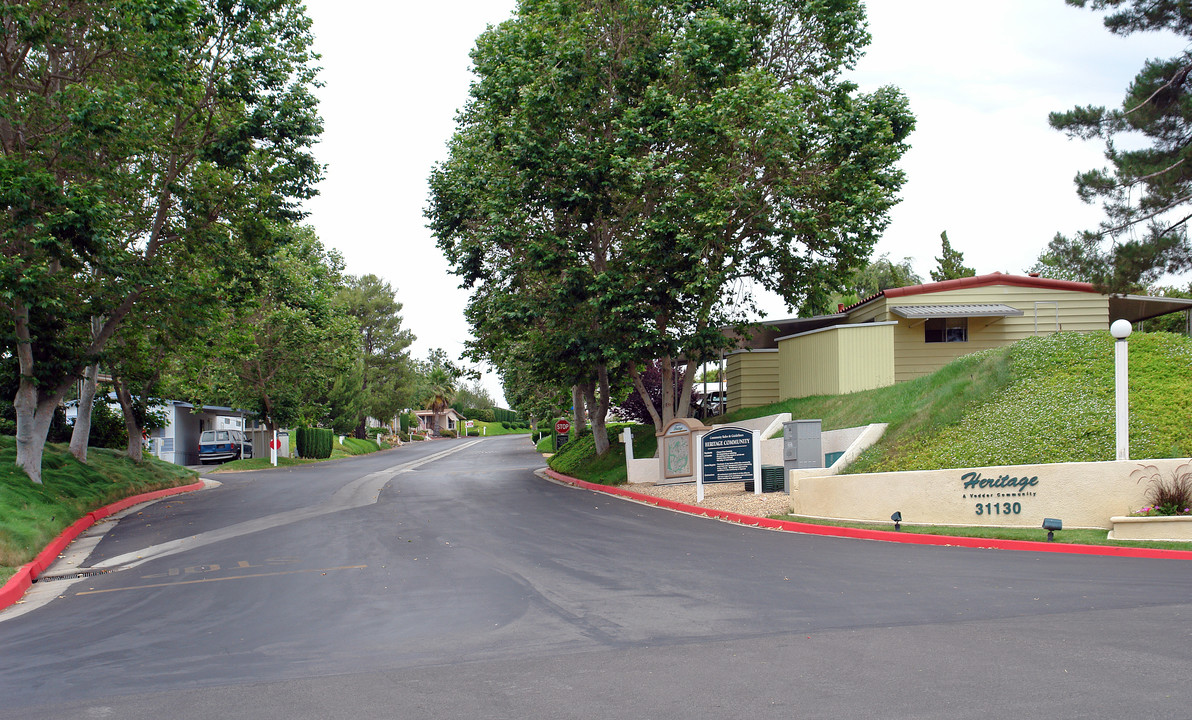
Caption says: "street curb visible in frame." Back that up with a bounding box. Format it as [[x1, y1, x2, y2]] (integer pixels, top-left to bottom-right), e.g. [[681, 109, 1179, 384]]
[[542, 469, 1192, 561], [0, 480, 206, 611]]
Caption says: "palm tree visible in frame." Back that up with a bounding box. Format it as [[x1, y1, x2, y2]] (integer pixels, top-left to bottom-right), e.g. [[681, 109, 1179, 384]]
[[424, 368, 456, 434]]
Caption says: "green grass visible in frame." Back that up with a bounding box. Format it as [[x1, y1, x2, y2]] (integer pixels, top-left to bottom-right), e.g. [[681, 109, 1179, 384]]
[[718, 331, 1191, 473], [211, 434, 388, 472], [1, 436, 197, 584], [547, 424, 656, 485], [774, 514, 1192, 552], [470, 420, 532, 437]]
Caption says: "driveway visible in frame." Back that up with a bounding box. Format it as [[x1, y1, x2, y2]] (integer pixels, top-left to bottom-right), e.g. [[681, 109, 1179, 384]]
[[0, 434, 1189, 719]]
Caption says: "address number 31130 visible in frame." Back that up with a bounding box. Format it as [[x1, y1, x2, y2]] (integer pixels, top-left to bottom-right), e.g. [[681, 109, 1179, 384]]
[[976, 502, 1022, 516]]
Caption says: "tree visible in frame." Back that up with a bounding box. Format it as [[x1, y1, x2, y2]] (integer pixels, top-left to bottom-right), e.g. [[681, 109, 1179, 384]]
[[424, 368, 456, 435], [336, 275, 415, 437], [930, 231, 975, 281], [612, 360, 698, 426], [1047, 0, 1192, 292], [1, 0, 322, 483], [429, 0, 913, 454], [176, 226, 358, 432]]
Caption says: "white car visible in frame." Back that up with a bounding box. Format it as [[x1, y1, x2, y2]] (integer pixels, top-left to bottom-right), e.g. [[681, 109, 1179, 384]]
[[198, 429, 253, 464]]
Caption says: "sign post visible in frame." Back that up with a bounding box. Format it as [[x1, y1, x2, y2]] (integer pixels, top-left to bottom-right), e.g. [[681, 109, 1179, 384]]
[[269, 431, 279, 467], [555, 419, 571, 452]]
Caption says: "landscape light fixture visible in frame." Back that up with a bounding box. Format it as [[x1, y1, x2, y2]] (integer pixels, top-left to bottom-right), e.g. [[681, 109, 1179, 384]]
[[1042, 517, 1062, 542], [1110, 319, 1132, 461], [891, 511, 902, 532]]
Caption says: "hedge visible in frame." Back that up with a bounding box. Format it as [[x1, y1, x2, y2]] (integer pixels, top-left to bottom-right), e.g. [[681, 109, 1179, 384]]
[[295, 426, 333, 459]]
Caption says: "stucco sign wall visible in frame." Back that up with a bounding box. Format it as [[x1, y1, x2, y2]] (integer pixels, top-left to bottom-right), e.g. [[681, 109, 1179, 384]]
[[789, 458, 1191, 529]]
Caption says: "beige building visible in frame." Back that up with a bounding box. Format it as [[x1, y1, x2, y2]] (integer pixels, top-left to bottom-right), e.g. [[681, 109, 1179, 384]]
[[725, 272, 1192, 412]]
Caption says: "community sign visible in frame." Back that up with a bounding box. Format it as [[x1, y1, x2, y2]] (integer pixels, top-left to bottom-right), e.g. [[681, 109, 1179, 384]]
[[701, 426, 755, 483]]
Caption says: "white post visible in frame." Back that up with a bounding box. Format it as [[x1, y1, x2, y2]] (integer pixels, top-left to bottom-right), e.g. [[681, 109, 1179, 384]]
[[752, 429, 762, 495], [622, 427, 634, 460], [695, 432, 705, 503], [1111, 319, 1132, 461], [270, 429, 278, 467]]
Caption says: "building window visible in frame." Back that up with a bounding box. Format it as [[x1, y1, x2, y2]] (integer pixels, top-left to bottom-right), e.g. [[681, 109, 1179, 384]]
[[925, 317, 968, 343]]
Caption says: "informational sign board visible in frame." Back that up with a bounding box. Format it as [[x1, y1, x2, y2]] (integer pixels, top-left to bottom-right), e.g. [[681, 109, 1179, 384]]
[[696, 425, 761, 501], [701, 427, 754, 483], [659, 418, 708, 480], [465, 420, 475, 428]]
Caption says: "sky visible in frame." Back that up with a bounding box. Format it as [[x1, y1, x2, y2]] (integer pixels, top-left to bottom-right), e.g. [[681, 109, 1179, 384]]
[[298, 0, 1187, 403]]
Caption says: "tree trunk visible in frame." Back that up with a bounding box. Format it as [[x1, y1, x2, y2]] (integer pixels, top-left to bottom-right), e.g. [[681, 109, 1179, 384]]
[[112, 376, 144, 463], [571, 384, 588, 434], [659, 356, 675, 426], [12, 298, 63, 484], [676, 358, 697, 420], [628, 363, 663, 429], [69, 364, 100, 462], [584, 366, 612, 456]]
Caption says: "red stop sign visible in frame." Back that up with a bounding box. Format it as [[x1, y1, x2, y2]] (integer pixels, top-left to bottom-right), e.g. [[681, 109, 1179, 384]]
[[555, 419, 571, 434], [269, 439, 281, 450]]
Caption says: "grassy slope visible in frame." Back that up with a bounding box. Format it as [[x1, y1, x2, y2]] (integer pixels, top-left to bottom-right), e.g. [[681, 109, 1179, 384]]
[[548, 423, 658, 485], [557, 331, 1191, 485], [721, 330, 1191, 473], [1, 437, 197, 583]]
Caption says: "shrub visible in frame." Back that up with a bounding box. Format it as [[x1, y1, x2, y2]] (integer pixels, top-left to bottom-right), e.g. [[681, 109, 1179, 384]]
[[1132, 463, 1192, 516], [296, 426, 333, 459], [467, 429, 479, 437], [479, 408, 495, 423]]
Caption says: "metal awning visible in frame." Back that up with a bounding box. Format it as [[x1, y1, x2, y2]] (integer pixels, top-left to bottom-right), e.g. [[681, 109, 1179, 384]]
[[889, 304, 1026, 320], [1109, 294, 1192, 323]]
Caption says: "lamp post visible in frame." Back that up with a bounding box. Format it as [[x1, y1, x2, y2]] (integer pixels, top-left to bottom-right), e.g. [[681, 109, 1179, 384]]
[[1110, 319, 1132, 461]]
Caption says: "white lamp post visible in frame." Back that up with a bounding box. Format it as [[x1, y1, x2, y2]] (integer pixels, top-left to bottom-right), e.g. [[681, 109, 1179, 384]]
[[1110, 319, 1132, 461]]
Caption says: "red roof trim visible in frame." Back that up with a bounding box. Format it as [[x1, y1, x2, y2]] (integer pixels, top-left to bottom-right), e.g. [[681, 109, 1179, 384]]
[[843, 272, 1097, 313]]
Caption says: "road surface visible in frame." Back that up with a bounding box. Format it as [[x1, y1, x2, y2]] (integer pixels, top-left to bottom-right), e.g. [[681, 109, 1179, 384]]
[[1, 435, 1189, 719]]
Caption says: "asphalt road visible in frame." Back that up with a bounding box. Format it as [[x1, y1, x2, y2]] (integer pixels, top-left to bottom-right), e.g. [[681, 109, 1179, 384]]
[[1, 435, 1190, 719]]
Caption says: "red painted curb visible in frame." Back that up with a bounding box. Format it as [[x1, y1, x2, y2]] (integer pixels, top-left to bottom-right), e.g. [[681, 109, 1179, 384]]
[[543, 469, 1192, 561], [0, 480, 206, 611]]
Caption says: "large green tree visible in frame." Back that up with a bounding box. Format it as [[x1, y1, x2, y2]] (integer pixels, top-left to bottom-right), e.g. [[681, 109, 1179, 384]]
[[1, 0, 321, 483], [336, 275, 415, 437], [1047, 0, 1192, 292], [429, 0, 913, 454], [177, 226, 357, 433]]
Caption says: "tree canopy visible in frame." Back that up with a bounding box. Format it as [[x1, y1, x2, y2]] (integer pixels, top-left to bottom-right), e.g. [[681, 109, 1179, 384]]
[[1, 0, 322, 482], [428, 0, 913, 453], [1046, 0, 1192, 292]]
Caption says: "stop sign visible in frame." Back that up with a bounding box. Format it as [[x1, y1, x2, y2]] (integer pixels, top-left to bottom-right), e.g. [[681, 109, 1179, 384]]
[[555, 419, 571, 434], [269, 438, 281, 450]]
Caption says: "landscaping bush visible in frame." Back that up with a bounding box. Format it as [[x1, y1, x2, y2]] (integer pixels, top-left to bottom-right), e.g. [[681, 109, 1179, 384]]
[[296, 426, 333, 459], [467, 429, 479, 437], [439, 428, 457, 438], [479, 408, 495, 423], [1132, 463, 1192, 516]]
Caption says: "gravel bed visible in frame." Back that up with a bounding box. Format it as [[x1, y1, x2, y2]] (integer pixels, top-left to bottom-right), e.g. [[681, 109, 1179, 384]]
[[619, 481, 792, 518]]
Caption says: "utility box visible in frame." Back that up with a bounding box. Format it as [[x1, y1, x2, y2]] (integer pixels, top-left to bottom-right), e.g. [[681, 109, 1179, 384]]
[[783, 419, 823, 493]]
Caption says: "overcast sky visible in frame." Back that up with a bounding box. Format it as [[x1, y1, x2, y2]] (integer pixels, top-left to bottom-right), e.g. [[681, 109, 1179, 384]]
[[299, 0, 1186, 403]]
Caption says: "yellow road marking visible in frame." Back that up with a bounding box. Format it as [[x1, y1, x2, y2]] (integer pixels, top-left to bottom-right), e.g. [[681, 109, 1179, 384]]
[[76, 565, 367, 596]]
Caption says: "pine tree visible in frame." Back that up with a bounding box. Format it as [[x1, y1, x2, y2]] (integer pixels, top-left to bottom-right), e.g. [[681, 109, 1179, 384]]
[[931, 231, 976, 282]]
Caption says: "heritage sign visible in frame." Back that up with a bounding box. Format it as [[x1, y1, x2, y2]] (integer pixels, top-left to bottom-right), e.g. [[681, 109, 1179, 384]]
[[695, 425, 762, 501], [701, 427, 754, 484], [658, 418, 708, 480]]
